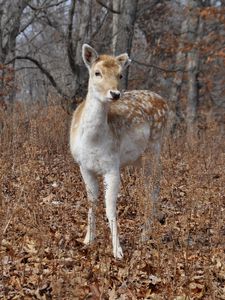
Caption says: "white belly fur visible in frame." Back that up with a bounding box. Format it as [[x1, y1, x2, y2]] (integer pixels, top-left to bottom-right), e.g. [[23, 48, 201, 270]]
[[70, 122, 150, 173], [119, 123, 150, 166]]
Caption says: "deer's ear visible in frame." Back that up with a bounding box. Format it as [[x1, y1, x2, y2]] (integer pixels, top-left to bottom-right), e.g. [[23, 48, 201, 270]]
[[116, 53, 131, 70], [82, 44, 98, 69]]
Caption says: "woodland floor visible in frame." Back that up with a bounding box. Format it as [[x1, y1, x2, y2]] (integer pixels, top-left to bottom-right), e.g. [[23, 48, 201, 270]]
[[0, 103, 224, 299]]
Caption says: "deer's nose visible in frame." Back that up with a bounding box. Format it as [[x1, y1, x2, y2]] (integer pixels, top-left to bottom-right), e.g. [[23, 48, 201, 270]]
[[110, 91, 121, 100]]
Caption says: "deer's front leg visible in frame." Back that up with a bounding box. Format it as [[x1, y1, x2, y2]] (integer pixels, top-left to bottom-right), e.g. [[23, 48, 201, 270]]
[[104, 172, 123, 259], [80, 167, 99, 245]]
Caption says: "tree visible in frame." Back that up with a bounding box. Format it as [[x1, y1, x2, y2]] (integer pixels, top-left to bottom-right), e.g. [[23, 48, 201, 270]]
[[0, 0, 31, 104], [66, 0, 92, 97], [169, 18, 188, 132], [113, 0, 138, 89], [112, 0, 120, 55], [186, 0, 203, 135]]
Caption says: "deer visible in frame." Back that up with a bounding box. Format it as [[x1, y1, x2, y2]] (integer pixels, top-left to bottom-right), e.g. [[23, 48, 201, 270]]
[[70, 44, 169, 259]]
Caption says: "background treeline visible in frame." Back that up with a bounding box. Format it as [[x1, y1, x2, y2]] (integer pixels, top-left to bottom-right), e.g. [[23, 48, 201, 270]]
[[0, 0, 224, 131]]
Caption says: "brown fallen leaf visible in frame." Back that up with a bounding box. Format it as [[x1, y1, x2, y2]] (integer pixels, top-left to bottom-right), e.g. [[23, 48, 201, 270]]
[[189, 282, 205, 299], [42, 193, 55, 204], [23, 237, 38, 255], [173, 296, 188, 300], [89, 283, 101, 300], [149, 274, 161, 285], [109, 285, 117, 300]]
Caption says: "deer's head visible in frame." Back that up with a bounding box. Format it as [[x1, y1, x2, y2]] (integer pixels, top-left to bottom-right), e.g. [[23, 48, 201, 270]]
[[82, 44, 131, 103]]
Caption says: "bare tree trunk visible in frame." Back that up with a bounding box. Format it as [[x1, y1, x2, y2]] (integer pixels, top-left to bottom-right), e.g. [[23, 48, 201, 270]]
[[67, 0, 92, 98], [114, 0, 138, 89], [169, 18, 189, 132], [0, 0, 30, 105], [74, 0, 92, 94], [112, 0, 120, 55], [186, 1, 203, 135]]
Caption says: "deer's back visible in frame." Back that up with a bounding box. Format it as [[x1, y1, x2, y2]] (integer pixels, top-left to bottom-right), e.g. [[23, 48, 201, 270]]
[[108, 90, 168, 139]]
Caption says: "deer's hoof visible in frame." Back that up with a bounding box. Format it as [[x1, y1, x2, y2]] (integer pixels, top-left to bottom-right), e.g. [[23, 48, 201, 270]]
[[114, 246, 124, 259], [83, 233, 95, 245]]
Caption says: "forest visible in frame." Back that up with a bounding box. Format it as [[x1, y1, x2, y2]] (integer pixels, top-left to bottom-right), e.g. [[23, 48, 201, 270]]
[[0, 0, 224, 299]]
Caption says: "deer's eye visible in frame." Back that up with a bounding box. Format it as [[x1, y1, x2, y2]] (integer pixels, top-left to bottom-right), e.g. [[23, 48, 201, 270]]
[[119, 74, 123, 79], [95, 71, 101, 77]]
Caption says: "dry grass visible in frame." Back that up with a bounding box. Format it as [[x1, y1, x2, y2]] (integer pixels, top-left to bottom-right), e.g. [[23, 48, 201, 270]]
[[0, 102, 224, 299]]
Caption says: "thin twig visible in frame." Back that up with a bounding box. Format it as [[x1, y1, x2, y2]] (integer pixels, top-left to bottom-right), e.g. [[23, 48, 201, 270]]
[[132, 58, 186, 73]]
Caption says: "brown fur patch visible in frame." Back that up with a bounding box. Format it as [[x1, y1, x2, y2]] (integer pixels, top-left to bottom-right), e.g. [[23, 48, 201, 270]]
[[95, 55, 119, 69], [108, 90, 168, 139], [70, 101, 85, 137]]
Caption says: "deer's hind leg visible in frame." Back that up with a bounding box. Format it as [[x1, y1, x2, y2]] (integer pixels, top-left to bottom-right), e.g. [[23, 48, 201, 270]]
[[141, 139, 164, 240]]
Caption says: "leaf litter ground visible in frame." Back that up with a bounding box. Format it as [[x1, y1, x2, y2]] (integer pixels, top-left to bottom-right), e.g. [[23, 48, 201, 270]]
[[0, 105, 224, 299]]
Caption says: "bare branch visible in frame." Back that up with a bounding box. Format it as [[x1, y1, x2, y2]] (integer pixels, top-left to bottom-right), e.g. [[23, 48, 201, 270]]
[[137, 0, 162, 19], [7, 55, 68, 98], [132, 58, 186, 73], [4, 0, 31, 57], [92, 10, 109, 38], [19, 12, 40, 36], [66, 0, 79, 75], [28, 0, 68, 11], [96, 0, 120, 14], [15, 66, 38, 71]]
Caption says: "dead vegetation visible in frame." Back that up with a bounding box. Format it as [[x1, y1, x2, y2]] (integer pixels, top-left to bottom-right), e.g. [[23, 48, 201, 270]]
[[0, 103, 224, 299]]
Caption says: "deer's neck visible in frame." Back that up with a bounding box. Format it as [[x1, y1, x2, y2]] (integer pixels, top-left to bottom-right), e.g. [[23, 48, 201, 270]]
[[82, 89, 109, 132]]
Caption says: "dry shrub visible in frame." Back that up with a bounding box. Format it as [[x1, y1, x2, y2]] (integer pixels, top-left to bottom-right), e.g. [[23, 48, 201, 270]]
[[0, 101, 224, 299]]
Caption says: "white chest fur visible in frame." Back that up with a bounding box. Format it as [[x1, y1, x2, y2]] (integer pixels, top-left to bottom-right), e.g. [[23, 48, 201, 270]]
[[70, 97, 120, 174]]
